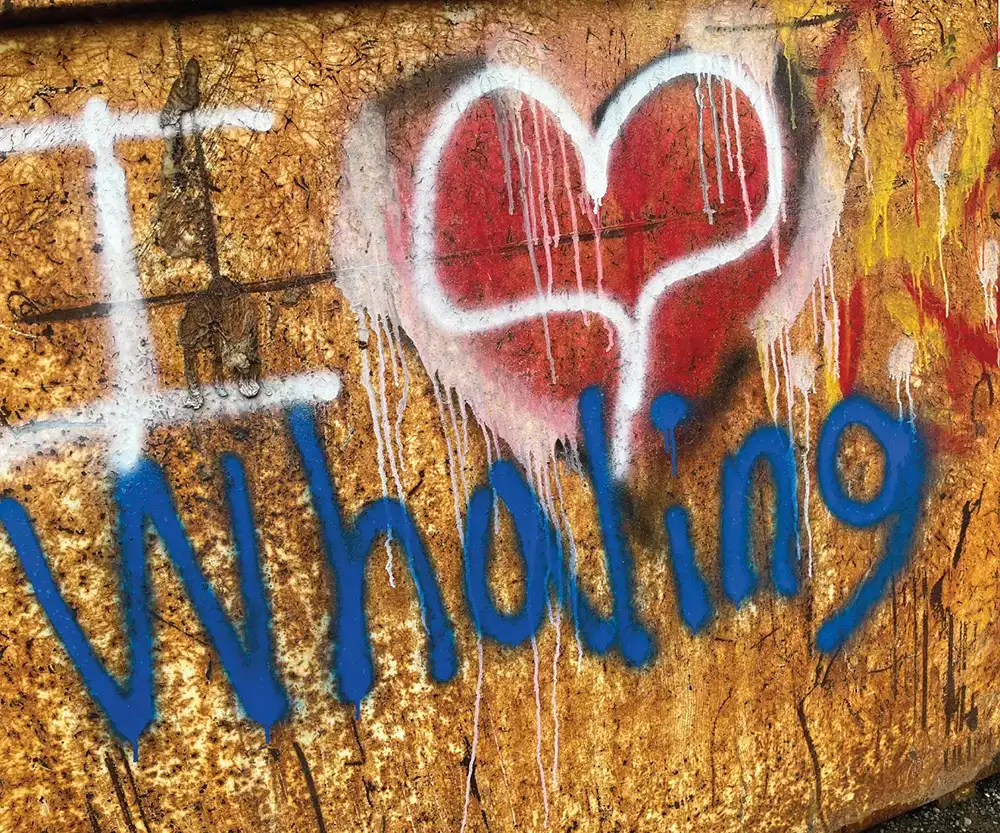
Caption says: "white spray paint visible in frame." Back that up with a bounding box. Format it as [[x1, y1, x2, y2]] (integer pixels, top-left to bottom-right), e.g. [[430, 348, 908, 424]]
[[531, 635, 550, 827], [459, 637, 485, 833], [707, 73, 726, 206], [728, 77, 755, 229], [552, 460, 584, 670], [751, 133, 848, 359], [557, 129, 587, 322], [389, 317, 411, 472], [888, 336, 917, 422], [358, 315, 397, 584], [0, 101, 341, 475], [430, 373, 466, 541], [788, 351, 816, 577], [694, 75, 717, 226], [927, 130, 955, 316], [509, 98, 558, 384], [979, 239, 999, 329], [834, 68, 873, 191], [410, 52, 785, 478]]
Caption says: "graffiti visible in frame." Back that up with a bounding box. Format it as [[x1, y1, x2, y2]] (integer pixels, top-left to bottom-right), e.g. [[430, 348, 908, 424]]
[[0, 379, 924, 752], [0, 5, 998, 830], [0, 96, 340, 474]]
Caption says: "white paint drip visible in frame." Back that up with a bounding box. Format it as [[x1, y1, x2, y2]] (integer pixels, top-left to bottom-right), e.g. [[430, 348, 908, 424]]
[[979, 239, 999, 329], [824, 254, 840, 379], [728, 76, 754, 229], [788, 351, 816, 577], [445, 387, 471, 514], [0, 101, 339, 475], [928, 130, 955, 316], [530, 102, 560, 384], [580, 184, 614, 351], [389, 316, 410, 472], [552, 459, 584, 670], [888, 336, 917, 421], [375, 316, 408, 560], [493, 92, 516, 215], [780, 329, 794, 439], [719, 75, 734, 172], [481, 423, 501, 533], [694, 75, 716, 226], [531, 635, 550, 827], [488, 704, 518, 830], [358, 315, 396, 585], [557, 129, 587, 323], [510, 101, 558, 385], [550, 580, 562, 796], [707, 73, 726, 205], [459, 637, 484, 833], [536, 457, 562, 794], [540, 109, 562, 245], [430, 373, 465, 541], [834, 69, 873, 191]]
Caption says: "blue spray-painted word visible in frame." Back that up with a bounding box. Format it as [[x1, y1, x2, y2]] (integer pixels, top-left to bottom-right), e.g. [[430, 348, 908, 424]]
[[0, 387, 926, 753]]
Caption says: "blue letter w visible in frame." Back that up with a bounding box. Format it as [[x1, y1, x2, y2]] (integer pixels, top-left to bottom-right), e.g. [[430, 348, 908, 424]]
[[0, 455, 288, 756]]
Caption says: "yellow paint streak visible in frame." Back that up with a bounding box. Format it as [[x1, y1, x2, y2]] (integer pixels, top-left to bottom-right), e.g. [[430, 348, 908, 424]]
[[883, 291, 945, 370]]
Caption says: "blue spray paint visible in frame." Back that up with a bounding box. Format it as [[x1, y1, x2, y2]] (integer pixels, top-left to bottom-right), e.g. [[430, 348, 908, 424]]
[[663, 508, 714, 634], [650, 392, 689, 477], [286, 405, 457, 712], [649, 392, 714, 634], [0, 454, 288, 757], [0, 388, 931, 740], [463, 387, 656, 662], [720, 426, 800, 605], [464, 460, 550, 646], [578, 387, 655, 666], [815, 396, 926, 653]]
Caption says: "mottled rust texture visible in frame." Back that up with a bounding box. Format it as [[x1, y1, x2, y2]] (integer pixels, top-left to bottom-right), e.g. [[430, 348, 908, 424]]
[[0, 3, 998, 832]]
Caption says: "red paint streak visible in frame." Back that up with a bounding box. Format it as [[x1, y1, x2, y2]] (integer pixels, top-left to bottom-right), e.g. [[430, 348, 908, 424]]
[[815, 2, 875, 104], [906, 40, 999, 155], [838, 279, 866, 395], [905, 276, 999, 368], [904, 275, 1000, 438]]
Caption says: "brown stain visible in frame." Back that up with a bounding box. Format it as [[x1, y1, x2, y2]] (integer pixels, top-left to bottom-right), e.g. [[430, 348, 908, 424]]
[[156, 55, 263, 407]]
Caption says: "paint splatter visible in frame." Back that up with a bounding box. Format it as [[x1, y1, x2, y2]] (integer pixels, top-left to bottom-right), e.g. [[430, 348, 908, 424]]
[[888, 336, 917, 421], [927, 130, 955, 315]]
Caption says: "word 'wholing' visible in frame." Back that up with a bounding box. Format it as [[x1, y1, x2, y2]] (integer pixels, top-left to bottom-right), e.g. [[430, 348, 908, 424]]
[[0, 386, 925, 757]]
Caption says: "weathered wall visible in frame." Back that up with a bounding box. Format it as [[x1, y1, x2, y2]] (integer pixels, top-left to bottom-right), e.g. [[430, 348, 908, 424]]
[[0, 2, 998, 831]]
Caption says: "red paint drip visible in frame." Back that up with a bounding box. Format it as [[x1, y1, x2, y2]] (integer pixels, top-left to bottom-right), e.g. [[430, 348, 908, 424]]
[[838, 279, 866, 395]]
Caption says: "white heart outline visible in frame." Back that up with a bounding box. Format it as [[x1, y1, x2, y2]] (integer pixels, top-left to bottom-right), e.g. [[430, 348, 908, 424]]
[[412, 51, 784, 477]]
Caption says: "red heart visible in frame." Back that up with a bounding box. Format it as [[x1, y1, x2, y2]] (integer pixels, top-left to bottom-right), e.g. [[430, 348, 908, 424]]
[[374, 60, 801, 470]]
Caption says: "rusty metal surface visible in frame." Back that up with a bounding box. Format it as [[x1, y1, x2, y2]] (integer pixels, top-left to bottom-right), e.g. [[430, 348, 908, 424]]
[[0, 3, 998, 832]]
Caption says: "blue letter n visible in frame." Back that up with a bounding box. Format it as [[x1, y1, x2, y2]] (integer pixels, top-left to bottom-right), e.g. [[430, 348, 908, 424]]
[[720, 426, 799, 606]]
